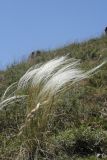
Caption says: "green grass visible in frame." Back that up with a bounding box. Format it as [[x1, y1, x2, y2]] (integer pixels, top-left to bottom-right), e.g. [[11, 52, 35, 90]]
[[0, 35, 107, 159]]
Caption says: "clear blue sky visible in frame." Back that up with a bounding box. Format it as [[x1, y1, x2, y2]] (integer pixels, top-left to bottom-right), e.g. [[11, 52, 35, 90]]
[[0, 0, 107, 69]]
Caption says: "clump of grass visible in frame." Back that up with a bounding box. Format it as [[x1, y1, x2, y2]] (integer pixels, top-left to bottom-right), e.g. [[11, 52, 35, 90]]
[[0, 55, 106, 159], [51, 126, 107, 158]]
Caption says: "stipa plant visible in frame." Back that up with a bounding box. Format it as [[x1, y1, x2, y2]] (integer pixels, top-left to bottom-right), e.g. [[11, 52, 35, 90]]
[[0, 56, 106, 159]]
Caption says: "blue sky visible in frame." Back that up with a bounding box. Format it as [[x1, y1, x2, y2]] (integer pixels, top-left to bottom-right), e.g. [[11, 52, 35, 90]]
[[0, 0, 107, 69]]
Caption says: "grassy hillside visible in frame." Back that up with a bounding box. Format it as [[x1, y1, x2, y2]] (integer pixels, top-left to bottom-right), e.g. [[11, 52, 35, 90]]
[[0, 35, 107, 160]]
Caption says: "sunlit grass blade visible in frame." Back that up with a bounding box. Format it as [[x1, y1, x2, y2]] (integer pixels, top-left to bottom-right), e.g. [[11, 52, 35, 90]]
[[1, 82, 17, 101], [0, 95, 28, 110]]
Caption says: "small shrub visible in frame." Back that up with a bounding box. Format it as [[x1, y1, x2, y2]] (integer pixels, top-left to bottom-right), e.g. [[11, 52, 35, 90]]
[[52, 126, 107, 157]]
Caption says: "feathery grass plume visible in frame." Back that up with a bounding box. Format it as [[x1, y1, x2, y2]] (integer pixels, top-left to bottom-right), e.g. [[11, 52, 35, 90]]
[[31, 56, 78, 87], [16, 66, 37, 90], [0, 95, 27, 111], [1, 82, 17, 101], [0, 56, 106, 112], [83, 60, 107, 78], [17, 56, 66, 89], [37, 60, 107, 102], [17, 64, 41, 90], [18, 56, 78, 90], [39, 67, 82, 99], [18, 56, 106, 101]]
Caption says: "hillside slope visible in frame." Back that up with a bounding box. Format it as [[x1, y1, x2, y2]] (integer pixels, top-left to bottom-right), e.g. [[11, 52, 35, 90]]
[[0, 35, 107, 160]]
